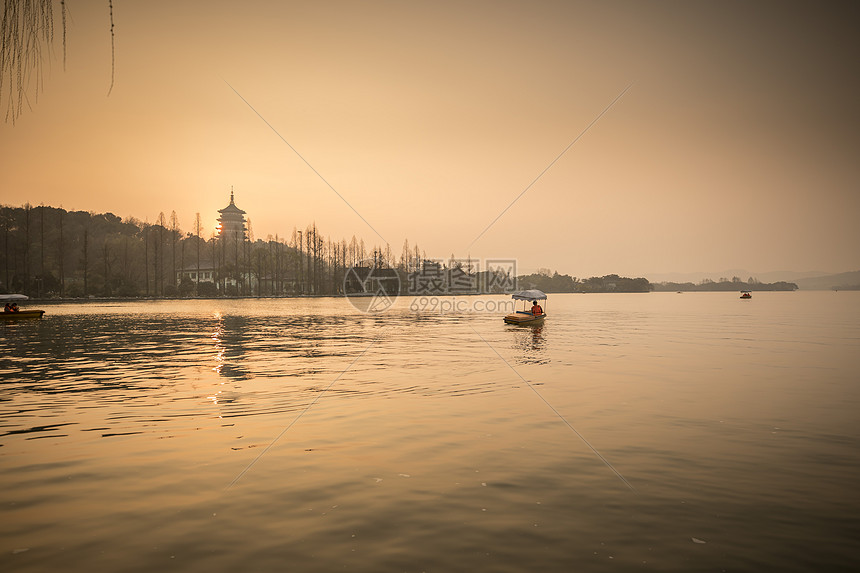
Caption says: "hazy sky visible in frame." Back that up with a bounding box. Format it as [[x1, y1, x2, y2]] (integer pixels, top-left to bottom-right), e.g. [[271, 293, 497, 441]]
[[2, 0, 858, 277]]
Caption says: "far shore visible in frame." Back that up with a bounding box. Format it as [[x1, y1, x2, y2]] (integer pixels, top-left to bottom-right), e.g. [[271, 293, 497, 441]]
[[17, 289, 846, 305]]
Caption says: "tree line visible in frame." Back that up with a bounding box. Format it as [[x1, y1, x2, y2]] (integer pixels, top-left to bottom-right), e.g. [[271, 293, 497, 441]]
[[517, 270, 652, 293], [0, 204, 428, 298], [652, 277, 798, 292]]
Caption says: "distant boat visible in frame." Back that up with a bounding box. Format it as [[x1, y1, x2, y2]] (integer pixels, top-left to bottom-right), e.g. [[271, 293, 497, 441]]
[[740, 291, 752, 299], [1, 294, 46, 320], [504, 289, 547, 326]]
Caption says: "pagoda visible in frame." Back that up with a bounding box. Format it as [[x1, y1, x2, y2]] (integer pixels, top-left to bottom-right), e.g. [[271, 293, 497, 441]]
[[217, 189, 247, 241]]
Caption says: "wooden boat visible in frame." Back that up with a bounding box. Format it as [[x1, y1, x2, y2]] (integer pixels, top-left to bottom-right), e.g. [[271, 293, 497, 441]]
[[504, 289, 547, 326], [1, 309, 45, 320], [740, 290, 752, 299], [504, 311, 546, 326], [1, 294, 45, 320]]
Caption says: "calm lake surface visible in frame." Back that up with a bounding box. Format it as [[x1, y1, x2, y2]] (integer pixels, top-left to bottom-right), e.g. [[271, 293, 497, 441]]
[[2, 292, 859, 572]]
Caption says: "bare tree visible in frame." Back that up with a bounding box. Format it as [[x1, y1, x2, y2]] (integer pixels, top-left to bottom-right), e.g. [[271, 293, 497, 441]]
[[210, 232, 218, 293], [39, 204, 45, 284], [169, 211, 179, 286], [246, 218, 254, 296], [297, 229, 303, 294], [349, 236, 358, 268], [271, 234, 278, 295], [22, 203, 31, 293], [194, 213, 201, 292], [82, 226, 88, 296], [1, 208, 11, 289], [102, 240, 110, 296], [57, 208, 64, 296], [155, 212, 166, 296]]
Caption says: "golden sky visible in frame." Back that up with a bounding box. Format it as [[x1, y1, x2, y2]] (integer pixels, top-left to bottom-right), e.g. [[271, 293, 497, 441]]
[[2, 0, 858, 277]]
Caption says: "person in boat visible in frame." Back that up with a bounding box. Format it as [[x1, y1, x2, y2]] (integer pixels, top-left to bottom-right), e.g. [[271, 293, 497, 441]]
[[10, 303, 19, 312], [3, 303, 10, 313], [531, 300, 543, 315]]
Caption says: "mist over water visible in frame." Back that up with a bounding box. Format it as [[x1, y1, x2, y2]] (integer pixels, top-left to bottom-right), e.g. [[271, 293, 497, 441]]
[[2, 292, 859, 572]]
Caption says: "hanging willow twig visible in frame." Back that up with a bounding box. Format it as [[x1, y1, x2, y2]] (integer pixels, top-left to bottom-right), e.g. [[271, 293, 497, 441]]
[[60, 0, 66, 68], [1, 0, 56, 122], [1, 0, 115, 123], [106, 0, 113, 96]]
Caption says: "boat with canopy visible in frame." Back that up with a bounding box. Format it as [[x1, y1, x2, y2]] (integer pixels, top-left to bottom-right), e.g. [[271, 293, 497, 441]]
[[503, 289, 547, 326], [1, 294, 45, 320]]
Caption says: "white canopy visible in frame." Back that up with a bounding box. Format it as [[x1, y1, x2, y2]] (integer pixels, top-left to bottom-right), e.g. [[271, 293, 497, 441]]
[[1, 294, 29, 301], [511, 289, 547, 301]]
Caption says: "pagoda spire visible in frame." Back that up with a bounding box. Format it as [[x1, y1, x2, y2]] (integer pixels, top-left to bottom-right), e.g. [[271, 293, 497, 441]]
[[217, 187, 246, 238]]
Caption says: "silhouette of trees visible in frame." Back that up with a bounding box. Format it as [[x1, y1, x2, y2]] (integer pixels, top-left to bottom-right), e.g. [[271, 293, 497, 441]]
[[0, 203, 423, 298], [652, 278, 798, 292], [517, 271, 651, 293], [4, 204, 660, 298]]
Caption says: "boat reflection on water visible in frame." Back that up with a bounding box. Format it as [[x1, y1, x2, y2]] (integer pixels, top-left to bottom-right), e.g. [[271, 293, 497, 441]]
[[511, 324, 549, 365]]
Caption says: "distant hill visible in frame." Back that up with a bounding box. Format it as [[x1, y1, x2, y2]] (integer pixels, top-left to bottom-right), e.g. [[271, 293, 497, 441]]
[[646, 269, 829, 284], [517, 272, 651, 293], [794, 271, 860, 290], [652, 279, 797, 292]]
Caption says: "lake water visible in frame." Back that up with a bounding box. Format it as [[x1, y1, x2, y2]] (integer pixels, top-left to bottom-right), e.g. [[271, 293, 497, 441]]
[[1, 292, 859, 572]]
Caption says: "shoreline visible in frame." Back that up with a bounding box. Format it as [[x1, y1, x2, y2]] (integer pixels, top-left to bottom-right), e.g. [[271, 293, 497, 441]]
[[19, 289, 839, 305]]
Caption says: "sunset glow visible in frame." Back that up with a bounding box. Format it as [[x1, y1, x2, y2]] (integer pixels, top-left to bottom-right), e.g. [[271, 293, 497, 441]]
[[2, 1, 857, 277]]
